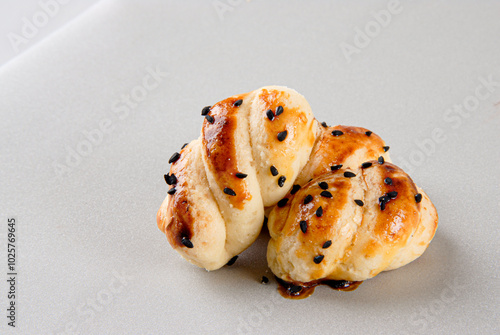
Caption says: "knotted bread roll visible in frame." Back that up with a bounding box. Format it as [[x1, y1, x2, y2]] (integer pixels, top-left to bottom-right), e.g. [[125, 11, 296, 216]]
[[267, 161, 438, 297], [295, 124, 391, 186], [157, 86, 319, 270], [157, 86, 394, 271]]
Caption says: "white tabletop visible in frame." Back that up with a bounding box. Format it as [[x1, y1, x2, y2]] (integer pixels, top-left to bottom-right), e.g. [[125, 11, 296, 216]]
[[0, 0, 102, 67], [1, 1, 499, 334]]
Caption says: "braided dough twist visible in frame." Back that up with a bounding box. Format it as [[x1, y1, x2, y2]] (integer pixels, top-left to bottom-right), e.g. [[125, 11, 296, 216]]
[[267, 162, 438, 284], [157, 86, 318, 270], [157, 86, 393, 270]]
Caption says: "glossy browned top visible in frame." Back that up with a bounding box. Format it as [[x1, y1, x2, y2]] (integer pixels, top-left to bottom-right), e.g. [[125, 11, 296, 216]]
[[258, 88, 317, 178], [298, 125, 387, 183], [269, 161, 423, 286], [269, 169, 354, 281], [158, 144, 195, 249], [201, 94, 251, 210], [361, 162, 420, 246], [282, 175, 351, 242]]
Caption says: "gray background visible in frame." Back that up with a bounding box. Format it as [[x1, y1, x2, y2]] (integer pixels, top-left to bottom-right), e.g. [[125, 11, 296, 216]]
[[1, 0, 499, 334]]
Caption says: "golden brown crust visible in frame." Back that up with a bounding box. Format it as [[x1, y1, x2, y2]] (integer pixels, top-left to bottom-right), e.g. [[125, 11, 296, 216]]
[[159, 142, 208, 250], [361, 162, 420, 246], [157, 86, 437, 277], [202, 94, 251, 210], [163, 158, 194, 248], [259, 88, 317, 151], [295, 125, 390, 185], [249, 88, 319, 206], [158, 86, 319, 270], [157, 140, 230, 270], [267, 162, 438, 283]]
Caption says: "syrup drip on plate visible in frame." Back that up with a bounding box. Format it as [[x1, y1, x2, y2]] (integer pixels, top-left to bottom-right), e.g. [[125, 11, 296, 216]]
[[275, 276, 363, 299]]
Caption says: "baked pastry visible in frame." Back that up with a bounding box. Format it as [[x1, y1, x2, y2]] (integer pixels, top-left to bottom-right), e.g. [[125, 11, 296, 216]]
[[157, 86, 319, 270], [157, 85, 437, 286], [267, 161, 438, 298], [294, 124, 391, 186]]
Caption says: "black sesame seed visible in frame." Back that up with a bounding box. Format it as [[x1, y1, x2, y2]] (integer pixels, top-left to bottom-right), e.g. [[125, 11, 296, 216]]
[[233, 99, 243, 107], [415, 193, 423, 203], [277, 198, 289, 207], [313, 255, 324, 264], [164, 173, 177, 185], [361, 162, 373, 169], [332, 280, 351, 289], [379, 195, 390, 211], [331, 164, 343, 171], [321, 121, 328, 128], [226, 255, 238, 266], [266, 109, 274, 121], [235, 173, 248, 179], [181, 143, 188, 150], [278, 176, 286, 187], [316, 206, 323, 217], [321, 191, 333, 198], [304, 194, 313, 205], [354, 199, 364, 206], [270, 165, 279, 176], [291, 184, 301, 195], [300, 220, 308, 233], [181, 237, 193, 248], [322, 240, 332, 249], [277, 130, 288, 141], [344, 171, 356, 178], [383, 146, 390, 152], [378, 156, 385, 164], [379, 195, 390, 203], [224, 187, 236, 196], [300, 220, 307, 233], [261, 276, 269, 284], [169, 152, 180, 164], [275, 106, 284, 116], [263, 216, 268, 226], [384, 177, 393, 185], [201, 106, 211, 116], [167, 187, 176, 195], [332, 130, 344, 136], [289, 285, 302, 294], [365, 131, 372, 136], [205, 114, 215, 124], [387, 191, 398, 199], [318, 182, 329, 190]]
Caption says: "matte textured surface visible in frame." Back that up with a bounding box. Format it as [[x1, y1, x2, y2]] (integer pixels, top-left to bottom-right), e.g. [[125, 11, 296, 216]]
[[0, 1, 499, 334]]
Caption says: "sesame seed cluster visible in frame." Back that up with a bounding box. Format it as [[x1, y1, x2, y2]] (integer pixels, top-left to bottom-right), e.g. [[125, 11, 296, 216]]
[[157, 86, 437, 298]]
